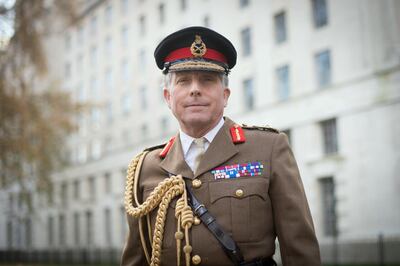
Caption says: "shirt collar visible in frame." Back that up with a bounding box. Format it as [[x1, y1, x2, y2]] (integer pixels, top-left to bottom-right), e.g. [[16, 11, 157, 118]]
[[179, 117, 225, 156]]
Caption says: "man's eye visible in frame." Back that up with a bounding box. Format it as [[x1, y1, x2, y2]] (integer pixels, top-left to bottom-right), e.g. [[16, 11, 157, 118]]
[[203, 76, 215, 81], [177, 79, 188, 83]]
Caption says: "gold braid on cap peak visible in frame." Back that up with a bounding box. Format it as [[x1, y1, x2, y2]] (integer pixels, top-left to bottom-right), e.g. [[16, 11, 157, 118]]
[[124, 151, 194, 266]]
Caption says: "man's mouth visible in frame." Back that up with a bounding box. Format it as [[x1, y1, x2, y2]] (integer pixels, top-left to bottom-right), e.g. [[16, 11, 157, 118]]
[[185, 103, 208, 108]]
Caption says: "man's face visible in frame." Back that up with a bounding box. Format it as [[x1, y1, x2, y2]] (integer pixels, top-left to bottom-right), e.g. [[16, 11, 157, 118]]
[[164, 71, 230, 133]]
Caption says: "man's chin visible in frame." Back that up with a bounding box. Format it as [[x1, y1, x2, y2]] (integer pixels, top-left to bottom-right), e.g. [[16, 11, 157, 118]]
[[182, 116, 211, 127]]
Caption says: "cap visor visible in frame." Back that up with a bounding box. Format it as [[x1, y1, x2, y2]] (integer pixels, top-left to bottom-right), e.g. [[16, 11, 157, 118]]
[[169, 61, 225, 73]]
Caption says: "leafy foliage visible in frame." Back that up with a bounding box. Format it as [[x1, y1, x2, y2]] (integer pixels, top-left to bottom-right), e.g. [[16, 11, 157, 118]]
[[0, 0, 79, 197]]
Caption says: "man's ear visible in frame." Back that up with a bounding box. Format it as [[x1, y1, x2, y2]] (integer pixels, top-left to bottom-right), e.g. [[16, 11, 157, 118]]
[[223, 88, 231, 107], [163, 88, 172, 109]]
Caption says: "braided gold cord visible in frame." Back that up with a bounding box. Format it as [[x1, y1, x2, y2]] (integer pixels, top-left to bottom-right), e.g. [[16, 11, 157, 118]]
[[125, 151, 194, 266]]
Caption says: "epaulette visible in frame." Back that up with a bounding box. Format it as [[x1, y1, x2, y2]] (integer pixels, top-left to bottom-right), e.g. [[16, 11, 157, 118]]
[[143, 143, 167, 152], [241, 124, 280, 134]]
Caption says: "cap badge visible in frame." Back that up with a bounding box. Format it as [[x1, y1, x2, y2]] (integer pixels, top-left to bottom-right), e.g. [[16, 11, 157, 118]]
[[190, 35, 207, 58]]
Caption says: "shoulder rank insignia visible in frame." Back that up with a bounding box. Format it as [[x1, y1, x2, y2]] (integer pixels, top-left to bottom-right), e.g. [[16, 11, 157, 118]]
[[230, 124, 246, 144], [159, 136, 176, 158], [241, 124, 280, 134]]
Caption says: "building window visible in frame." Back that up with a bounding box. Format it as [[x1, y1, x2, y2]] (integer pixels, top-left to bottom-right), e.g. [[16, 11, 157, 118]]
[[105, 5, 112, 25], [276, 65, 290, 101], [159, 3, 165, 24], [7, 221, 12, 248], [121, 25, 129, 47], [25, 218, 32, 248], [73, 180, 80, 200], [90, 16, 97, 35], [139, 86, 147, 110], [121, 59, 129, 82], [203, 16, 210, 27], [48, 216, 54, 247], [106, 102, 113, 123], [120, 206, 127, 242], [315, 50, 331, 88], [104, 172, 111, 194], [240, 0, 249, 8], [320, 118, 338, 155], [139, 49, 146, 70], [60, 182, 68, 207], [91, 139, 101, 159], [77, 55, 83, 76], [105, 36, 112, 57], [90, 77, 98, 98], [86, 210, 93, 246], [91, 108, 101, 130], [105, 68, 113, 91], [160, 116, 169, 136], [77, 26, 84, 45], [274, 11, 287, 44], [64, 63, 71, 79], [319, 177, 337, 236], [139, 15, 146, 36], [312, 0, 328, 28], [77, 144, 88, 163], [90, 46, 97, 66], [141, 124, 148, 139], [104, 208, 112, 247], [243, 78, 254, 110], [180, 0, 186, 10], [65, 34, 71, 50], [120, 0, 128, 14], [59, 214, 66, 247], [122, 93, 132, 115], [74, 212, 80, 246], [88, 176, 96, 201], [241, 27, 252, 57], [47, 183, 54, 206], [103, 136, 112, 153]]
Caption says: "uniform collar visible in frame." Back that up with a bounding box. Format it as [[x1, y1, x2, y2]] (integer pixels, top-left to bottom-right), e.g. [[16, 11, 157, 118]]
[[179, 117, 225, 157], [160, 117, 239, 179]]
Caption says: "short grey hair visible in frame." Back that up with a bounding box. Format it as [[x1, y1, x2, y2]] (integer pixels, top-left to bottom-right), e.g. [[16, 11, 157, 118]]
[[163, 72, 229, 90]]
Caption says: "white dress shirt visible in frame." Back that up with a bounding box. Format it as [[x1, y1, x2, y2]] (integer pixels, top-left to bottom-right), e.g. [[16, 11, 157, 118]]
[[179, 117, 225, 172]]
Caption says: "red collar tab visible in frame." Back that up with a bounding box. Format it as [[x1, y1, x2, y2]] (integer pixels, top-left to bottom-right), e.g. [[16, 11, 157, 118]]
[[159, 137, 176, 158], [164, 47, 228, 64], [230, 124, 246, 144]]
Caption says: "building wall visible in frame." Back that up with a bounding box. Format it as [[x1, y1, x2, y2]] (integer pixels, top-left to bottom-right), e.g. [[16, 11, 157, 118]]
[[1, 0, 399, 263]]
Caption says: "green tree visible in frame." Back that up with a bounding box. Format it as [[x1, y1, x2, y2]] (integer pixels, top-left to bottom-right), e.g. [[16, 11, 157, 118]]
[[0, 0, 80, 204]]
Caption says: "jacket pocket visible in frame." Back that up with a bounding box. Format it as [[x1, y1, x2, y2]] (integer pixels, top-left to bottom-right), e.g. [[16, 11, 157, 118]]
[[209, 177, 270, 243]]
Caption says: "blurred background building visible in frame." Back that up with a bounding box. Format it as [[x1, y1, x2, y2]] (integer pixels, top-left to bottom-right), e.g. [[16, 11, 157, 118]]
[[1, 0, 399, 264]]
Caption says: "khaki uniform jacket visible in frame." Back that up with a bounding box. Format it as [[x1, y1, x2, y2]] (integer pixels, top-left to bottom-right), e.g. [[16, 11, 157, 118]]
[[121, 117, 321, 266]]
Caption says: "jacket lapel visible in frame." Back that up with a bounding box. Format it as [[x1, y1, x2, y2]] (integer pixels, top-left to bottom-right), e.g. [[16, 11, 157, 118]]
[[160, 134, 194, 179], [194, 117, 239, 178]]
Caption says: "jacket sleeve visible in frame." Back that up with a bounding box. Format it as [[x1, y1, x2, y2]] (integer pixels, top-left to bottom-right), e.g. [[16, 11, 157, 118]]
[[269, 133, 321, 266], [120, 214, 147, 266]]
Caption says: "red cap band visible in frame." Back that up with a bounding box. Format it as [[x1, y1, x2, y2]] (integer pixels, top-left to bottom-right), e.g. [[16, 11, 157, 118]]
[[165, 47, 228, 64]]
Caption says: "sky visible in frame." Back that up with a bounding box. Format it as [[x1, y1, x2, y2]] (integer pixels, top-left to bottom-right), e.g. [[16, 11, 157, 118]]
[[0, 0, 15, 49]]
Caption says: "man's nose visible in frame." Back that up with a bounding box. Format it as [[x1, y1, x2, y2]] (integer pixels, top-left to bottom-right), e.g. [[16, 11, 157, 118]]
[[189, 81, 201, 96]]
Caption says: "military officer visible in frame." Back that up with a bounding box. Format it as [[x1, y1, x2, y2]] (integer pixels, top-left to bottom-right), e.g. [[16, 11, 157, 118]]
[[121, 26, 321, 266]]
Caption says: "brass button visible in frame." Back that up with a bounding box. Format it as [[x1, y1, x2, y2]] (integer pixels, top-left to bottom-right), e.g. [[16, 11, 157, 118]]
[[235, 189, 244, 198], [193, 216, 201, 225], [192, 179, 202, 189], [192, 254, 201, 265]]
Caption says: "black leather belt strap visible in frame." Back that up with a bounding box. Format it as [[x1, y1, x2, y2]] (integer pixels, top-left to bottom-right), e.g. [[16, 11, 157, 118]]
[[240, 257, 277, 266], [185, 183, 244, 266]]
